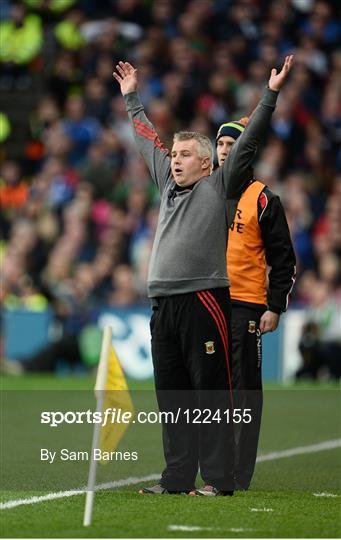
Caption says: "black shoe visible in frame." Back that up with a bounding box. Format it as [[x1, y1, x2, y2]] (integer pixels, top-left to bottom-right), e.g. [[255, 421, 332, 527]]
[[192, 485, 234, 497], [138, 483, 191, 495]]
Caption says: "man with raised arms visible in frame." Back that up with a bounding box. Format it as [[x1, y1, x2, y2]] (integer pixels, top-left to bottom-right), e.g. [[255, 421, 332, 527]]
[[113, 56, 293, 496]]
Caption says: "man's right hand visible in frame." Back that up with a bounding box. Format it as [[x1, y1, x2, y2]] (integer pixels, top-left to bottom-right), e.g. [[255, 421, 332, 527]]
[[268, 55, 294, 92], [113, 61, 138, 95]]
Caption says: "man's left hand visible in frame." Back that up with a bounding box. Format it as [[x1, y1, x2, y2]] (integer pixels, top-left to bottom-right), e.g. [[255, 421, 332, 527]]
[[259, 310, 280, 334]]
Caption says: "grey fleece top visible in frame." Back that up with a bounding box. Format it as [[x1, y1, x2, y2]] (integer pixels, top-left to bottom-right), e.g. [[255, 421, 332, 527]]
[[124, 88, 278, 298]]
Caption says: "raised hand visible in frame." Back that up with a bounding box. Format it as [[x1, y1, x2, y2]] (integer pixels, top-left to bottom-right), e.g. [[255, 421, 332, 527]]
[[113, 61, 138, 95], [268, 55, 294, 92]]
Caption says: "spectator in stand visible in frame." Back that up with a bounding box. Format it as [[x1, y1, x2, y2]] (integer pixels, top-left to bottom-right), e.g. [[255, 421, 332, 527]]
[[62, 94, 102, 166], [110, 264, 139, 307], [31, 96, 61, 139], [79, 141, 118, 201], [54, 8, 85, 51], [48, 51, 83, 108], [0, 2, 43, 89], [0, 161, 28, 220], [84, 77, 110, 124], [296, 279, 341, 381]]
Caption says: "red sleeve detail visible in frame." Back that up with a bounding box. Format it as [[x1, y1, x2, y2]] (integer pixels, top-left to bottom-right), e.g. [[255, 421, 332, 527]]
[[133, 119, 169, 154], [259, 192, 267, 210], [258, 190, 268, 222]]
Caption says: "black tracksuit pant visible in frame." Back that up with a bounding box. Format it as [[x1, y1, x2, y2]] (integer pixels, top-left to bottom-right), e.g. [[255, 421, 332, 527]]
[[150, 288, 234, 491], [231, 303, 264, 490]]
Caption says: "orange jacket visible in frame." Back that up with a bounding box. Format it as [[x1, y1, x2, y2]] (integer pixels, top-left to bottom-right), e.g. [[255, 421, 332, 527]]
[[227, 181, 267, 305]]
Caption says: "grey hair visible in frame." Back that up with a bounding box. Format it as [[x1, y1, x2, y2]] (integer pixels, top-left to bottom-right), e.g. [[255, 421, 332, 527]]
[[173, 131, 213, 171]]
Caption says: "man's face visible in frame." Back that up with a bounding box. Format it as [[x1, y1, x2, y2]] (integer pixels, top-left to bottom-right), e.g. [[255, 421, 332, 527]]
[[171, 139, 209, 187], [216, 135, 236, 167]]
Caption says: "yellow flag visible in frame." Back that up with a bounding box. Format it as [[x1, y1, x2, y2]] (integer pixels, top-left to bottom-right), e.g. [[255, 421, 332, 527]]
[[99, 346, 134, 464]]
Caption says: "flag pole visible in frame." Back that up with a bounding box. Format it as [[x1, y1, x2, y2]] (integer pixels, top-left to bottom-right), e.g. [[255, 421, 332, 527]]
[[83, 325, 112, 527]]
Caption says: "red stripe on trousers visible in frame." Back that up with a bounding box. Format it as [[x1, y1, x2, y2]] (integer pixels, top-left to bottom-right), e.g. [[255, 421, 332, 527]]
[[202, 290, 233, 399], [196, 291, 233, 407], [199, 291, 229, 364]]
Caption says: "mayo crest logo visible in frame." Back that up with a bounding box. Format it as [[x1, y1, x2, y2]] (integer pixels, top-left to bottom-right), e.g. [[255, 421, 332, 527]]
[[248, 321, 256, 333], [205, 341, 215, 354]]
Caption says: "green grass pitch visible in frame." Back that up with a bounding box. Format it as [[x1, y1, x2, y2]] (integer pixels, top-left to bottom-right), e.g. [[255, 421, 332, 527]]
[[1, 375, 340, 538]]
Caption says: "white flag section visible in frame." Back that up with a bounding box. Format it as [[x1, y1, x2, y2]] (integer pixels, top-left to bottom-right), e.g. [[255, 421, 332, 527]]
[[83, 325, 112, 527], [83, 326, 134, 527]]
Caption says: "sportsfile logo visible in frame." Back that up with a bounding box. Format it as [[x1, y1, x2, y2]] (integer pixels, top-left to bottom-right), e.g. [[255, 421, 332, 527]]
[[41, 408, 132, 428]]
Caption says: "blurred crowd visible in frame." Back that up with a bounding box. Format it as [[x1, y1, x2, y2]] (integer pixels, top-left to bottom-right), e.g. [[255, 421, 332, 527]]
[[1, 0, 340, 377]]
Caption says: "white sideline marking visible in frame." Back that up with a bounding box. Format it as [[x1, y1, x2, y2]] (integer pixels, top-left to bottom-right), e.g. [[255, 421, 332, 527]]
[[256, 438, 341, 462], [1, 438, 340, 511], [229, 528, 255, 532], [313, 492, 338, 498], [168, 526, 254, 533], [169, 525, 212, 532], [0, 474, 159, 510], [250, 507, 273, 512]]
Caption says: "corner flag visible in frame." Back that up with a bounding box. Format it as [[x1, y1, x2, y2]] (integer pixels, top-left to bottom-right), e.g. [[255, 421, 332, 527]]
[[83, 326, 134, 526]]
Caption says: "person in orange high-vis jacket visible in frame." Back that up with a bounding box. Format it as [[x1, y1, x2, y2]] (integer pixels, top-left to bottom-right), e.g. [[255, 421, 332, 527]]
[[216, 119, 296, 490]]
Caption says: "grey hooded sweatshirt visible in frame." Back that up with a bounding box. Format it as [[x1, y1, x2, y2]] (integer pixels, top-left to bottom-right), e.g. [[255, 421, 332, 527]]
[[124, 88, 278, 298]]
